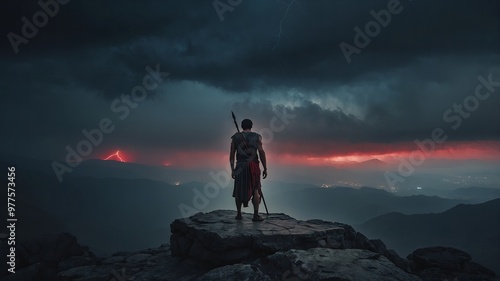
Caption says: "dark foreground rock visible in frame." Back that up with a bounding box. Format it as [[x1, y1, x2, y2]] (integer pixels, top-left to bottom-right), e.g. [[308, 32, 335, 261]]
[[408, 247, 497, 281], [0, 233, 96, 281], [1, 210, 497, 281], [262, 248, 421, 281], [1, 241, 209, 281]]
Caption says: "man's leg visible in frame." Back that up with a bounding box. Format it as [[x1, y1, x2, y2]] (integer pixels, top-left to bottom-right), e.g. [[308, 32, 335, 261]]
[[235, 198, 243, 220], [252, 189, 264, 221]]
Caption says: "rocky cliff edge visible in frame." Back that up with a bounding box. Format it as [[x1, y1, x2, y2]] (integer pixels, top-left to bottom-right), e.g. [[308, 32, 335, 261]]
[[1, 210, 496, 281]]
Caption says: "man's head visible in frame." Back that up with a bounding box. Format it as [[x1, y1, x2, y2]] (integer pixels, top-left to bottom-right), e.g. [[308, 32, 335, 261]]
[[241, 119, 253, 130]]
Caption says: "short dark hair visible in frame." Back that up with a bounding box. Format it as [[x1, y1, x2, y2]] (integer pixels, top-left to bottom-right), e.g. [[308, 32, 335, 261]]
[[241, 119, 253, 130]]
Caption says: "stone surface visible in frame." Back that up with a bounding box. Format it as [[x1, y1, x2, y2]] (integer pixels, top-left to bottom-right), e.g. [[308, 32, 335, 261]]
[[171, 210, 345, 258], [58, 265, 113, 281], [170, 210, 403, 267], [101, 255, 126, 264], [125, 253, 151, 263], [195, 264, 271, 281], [262, 248, 422, 281], [57, 256, 99, 272]]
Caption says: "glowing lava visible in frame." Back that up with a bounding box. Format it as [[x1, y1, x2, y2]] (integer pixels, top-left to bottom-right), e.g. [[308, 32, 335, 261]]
[[104, 150, 125, 162]]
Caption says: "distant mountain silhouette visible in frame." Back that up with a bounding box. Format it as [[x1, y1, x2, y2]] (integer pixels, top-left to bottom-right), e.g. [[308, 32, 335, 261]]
[[396, 186, 500, 202], [358, 199, 500, 274], [269, 186, 469, 224], [448, 187, 500, 201]]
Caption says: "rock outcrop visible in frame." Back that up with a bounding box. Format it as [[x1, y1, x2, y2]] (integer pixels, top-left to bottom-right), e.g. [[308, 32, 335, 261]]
[[408, 247, 497, 281], [1, 210, 497, 281], [170, 210, 409, 270]]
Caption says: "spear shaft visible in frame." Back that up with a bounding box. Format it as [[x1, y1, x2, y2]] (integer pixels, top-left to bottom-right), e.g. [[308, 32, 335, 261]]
[[231, 111, 240, 133]]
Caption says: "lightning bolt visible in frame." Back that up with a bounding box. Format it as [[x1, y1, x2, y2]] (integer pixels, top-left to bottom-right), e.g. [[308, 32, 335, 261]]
[[272, 0, 297, 52], [104, 150, 125, 162]]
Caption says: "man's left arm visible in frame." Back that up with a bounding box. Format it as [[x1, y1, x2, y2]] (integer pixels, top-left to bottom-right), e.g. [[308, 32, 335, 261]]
[[257, 136, 267, 179]]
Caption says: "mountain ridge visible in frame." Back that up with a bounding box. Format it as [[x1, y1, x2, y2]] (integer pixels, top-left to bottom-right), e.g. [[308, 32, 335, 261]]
[[358, 198, 500, 275]]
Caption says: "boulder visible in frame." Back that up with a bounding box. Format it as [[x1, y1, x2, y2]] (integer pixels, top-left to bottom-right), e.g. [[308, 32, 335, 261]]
[[408, 247, 496, 281], [409, 247, 472, 271]]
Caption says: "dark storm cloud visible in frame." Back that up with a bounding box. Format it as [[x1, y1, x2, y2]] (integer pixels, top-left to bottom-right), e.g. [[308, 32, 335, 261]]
[[3, 0, 499, 94], [1, 0, 500, 161]]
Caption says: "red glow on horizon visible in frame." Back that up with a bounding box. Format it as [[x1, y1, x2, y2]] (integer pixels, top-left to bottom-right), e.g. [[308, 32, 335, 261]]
[[277, 140, 500, 166], [97, 140, 500, 169], [104, 150, 126, 162]]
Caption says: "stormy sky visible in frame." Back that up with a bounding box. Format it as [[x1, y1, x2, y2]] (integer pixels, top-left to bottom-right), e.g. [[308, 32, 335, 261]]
[[2, 0, 500, 168]]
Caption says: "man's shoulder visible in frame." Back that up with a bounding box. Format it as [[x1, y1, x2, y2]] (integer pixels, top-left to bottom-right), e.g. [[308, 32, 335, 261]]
[[231, 132, 262, 142], [231, 131, 260, 136]]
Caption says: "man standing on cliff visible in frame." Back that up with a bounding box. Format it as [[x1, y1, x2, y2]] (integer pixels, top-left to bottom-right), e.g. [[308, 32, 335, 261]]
[[230, 119, 268, 221]]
